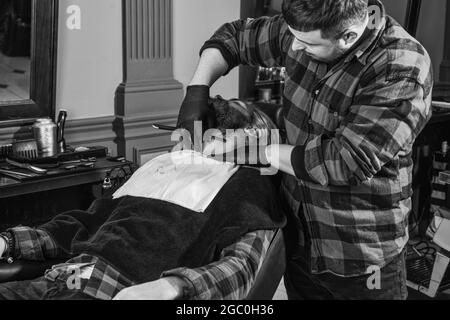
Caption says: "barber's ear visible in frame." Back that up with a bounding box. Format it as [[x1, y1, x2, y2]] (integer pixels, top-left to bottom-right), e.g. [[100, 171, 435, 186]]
[[244, 128, 259, 137], [341, 31, 358, 45]]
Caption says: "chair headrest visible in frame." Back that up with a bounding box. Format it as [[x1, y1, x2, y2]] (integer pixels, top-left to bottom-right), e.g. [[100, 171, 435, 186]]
[[253, 102, 285, 130]]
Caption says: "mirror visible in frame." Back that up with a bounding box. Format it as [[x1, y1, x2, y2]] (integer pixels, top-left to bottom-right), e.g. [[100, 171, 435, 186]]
[[0, 0, 31, 102], [0, 0, 58, 126]]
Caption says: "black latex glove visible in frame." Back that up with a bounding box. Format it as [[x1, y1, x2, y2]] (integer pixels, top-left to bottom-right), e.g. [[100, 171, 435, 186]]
[[176, 85, 216, 145]]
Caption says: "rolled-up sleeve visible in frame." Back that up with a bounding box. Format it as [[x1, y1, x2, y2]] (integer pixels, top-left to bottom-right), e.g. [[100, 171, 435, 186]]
[[200, 14, 292, 74], [7, 226, 62, 261], [292, 55, 433, 186]]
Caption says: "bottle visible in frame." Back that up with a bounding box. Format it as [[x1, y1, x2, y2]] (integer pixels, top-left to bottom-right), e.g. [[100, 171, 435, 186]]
[[32, 118, 57, 157]]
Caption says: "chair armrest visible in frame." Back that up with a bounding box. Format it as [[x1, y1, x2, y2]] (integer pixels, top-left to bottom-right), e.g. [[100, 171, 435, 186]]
[[245, 228, 286, 300], [0, 259, 66, 283]]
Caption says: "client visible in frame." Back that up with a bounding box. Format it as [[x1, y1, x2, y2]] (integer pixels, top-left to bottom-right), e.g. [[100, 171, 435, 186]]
[[0, 97, 285, 300]]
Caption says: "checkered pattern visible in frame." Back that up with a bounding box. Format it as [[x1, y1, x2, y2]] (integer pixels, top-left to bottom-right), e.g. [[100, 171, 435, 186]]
[[6, 226, 273, 300], [202, 0, 433, 276], [163, 229, 274, 300], [4, 226, 61, 261], [430, 151, 449, 212], [44, 254, 132, 300]]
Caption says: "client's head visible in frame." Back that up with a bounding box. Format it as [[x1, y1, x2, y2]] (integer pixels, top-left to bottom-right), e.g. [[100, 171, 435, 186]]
[[208, 96, 277, 143]]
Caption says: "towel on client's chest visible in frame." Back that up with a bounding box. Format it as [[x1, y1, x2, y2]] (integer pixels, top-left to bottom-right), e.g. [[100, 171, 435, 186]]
[[112, 150, 239, 212], [39, 167, 286, 283]]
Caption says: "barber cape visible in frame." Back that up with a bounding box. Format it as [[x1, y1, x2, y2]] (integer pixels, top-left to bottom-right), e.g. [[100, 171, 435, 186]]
[[112, 150, 239, 212], [39, 155, 286, 284]]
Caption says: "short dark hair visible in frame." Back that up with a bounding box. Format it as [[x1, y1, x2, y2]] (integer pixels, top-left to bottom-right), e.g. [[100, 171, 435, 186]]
[[282, 0, 368, 39], [210, 96, 277, 142]]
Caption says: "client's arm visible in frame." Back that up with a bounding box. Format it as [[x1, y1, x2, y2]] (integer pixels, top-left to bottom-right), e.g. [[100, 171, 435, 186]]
[[0, 227, 64, 262], [113, 229, 275, 300]]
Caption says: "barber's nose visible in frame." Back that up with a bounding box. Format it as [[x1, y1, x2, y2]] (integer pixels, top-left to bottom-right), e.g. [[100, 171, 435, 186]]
[[292, 39, 306, 51]]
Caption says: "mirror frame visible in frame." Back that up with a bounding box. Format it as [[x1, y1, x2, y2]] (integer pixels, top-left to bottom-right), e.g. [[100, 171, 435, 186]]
[[0, 0, 58, 127]]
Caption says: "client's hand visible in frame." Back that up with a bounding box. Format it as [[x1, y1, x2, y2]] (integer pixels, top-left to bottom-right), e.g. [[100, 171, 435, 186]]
[[203, 130, 271, 167], [113, 277, 187, 300]]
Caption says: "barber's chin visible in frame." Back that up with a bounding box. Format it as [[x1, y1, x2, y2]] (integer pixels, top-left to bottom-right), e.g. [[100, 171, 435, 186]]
[[305, 53, 327, 62]]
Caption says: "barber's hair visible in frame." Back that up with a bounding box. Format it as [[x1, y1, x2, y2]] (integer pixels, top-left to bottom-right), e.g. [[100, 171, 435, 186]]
[[209, 96, 277, 143], [282, 0, 368, 40]]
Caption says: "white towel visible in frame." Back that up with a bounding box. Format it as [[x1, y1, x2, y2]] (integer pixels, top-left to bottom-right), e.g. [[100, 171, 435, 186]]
[[113, 150, 239, 212]]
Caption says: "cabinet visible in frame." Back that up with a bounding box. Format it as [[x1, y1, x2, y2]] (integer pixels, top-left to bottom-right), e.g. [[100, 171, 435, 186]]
[[0, 157, 135, 230]]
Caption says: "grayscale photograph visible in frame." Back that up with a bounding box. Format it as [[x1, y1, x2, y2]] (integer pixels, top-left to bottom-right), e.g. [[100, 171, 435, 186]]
[[0, 0, 449, 310]]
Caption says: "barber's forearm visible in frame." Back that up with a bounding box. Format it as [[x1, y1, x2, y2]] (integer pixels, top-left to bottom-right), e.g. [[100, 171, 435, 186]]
[[265, 144, 296, 176], [189, 48, 229, 87]]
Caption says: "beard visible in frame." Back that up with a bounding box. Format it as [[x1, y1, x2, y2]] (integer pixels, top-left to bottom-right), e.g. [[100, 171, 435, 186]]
[[309, 47, 347, 64]]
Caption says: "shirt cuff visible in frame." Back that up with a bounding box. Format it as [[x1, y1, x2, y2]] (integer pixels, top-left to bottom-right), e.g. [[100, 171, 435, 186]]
[[291, 145, 315, 183], [161, 267, 209, 300], [7, 226, 45, 261], [291, 135, 329, 186]]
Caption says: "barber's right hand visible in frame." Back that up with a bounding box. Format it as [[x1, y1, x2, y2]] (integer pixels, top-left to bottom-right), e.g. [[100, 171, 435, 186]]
[[176, 85, 216, 145]]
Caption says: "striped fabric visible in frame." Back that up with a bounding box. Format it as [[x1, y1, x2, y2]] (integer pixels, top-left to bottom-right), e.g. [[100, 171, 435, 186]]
[[201, 0, 433, 276], [6, 226, 273, 300]]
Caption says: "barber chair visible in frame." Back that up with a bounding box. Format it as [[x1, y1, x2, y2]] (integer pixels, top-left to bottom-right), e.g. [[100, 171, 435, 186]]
[[0, 229, 285, 299], [0, 230, 285, 300], [0, 259, 65, 283], [0, 104, 287, 299], [245, 228, 285, 300]]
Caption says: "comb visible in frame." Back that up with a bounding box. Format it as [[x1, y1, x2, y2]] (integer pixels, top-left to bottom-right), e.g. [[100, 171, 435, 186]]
[[11, 139, 39, 160], [0, 144, 13, 160]]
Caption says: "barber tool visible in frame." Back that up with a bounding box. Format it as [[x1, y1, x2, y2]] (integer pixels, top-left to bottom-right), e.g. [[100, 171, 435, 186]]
[[152, 123, 177, 131], [6, 158, 48, 174], [0, 144, 12, 160], [11, 139, 39, 159], [56, 109, 68, 153], [60, 157, 97, 165], [32, 118, 57, 157], [106, 156, 126, 162], [64, 161, 95, 170], [0, 168, 36, 180]]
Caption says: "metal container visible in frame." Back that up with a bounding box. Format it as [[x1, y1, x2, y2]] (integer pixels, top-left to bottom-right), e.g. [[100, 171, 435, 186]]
[[32, 118, 57, 157], [258, 88, 272, 102]]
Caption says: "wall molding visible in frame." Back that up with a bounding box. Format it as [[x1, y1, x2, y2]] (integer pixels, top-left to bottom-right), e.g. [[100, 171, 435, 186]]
[[2, 0, 183, 164], [114, 110, 177, 160], [132, 145, 170, 165], [440, 1, 450, 85], [0, 125, 34, 144], [1, 113, 177, 161], [117, 0, 183, 117], [117, 0, 183, 158]]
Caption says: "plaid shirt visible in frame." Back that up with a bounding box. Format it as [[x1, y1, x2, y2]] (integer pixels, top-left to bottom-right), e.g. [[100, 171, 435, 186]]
[[5, 226, 274, 300], [202, 0, 433, 276]]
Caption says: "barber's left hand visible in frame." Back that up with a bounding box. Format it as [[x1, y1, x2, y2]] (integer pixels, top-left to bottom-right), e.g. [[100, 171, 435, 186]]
[[113, 277, 187, 300], [203, 130, 271, 167]]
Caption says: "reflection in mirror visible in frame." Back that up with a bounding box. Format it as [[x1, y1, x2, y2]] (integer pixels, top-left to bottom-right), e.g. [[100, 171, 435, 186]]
[[0, 0, 58, 126], [0, 0, 31, 102]]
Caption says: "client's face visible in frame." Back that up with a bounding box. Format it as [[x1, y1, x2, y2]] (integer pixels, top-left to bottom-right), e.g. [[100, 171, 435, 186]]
[[203, 100, 269, 158]]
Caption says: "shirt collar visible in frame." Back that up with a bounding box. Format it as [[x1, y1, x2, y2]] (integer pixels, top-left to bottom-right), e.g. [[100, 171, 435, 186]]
[[343, 0, 387, 65]]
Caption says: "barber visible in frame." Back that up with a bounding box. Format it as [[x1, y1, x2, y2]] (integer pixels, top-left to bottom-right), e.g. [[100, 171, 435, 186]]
[[176, 0, 433, 300]]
